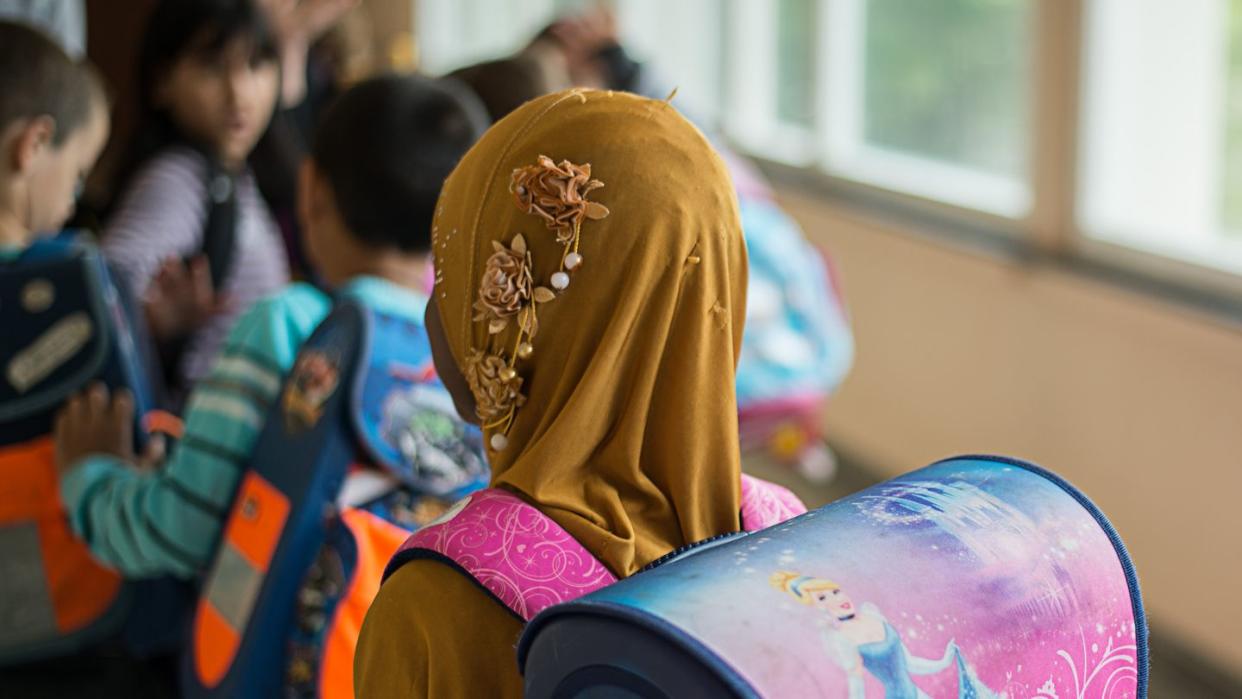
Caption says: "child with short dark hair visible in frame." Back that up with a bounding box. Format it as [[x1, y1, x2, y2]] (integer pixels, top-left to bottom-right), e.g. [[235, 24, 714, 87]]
[[54, 73, 488, 579], [0, 20, 182, 697], [0, 20, 108, 254]]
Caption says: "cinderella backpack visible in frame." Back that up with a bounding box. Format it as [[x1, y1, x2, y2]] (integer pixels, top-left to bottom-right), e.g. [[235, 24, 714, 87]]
[[519, 455, 1149, 698], [185, 298, 489, 698]]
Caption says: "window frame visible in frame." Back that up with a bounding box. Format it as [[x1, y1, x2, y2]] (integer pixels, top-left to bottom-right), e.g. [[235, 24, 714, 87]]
[[412, 0, 1242, 312], [740, 0, 1242, 310]]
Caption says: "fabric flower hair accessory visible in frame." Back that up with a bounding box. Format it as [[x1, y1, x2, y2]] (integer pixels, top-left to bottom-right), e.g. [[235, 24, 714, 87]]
[[511, 155, 609, 289], [466, 155, 609, 451], [473, 233, 555, 338]]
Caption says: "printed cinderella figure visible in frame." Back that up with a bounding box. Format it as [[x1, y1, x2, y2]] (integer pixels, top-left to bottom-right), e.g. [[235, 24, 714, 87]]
[[770, 572, 998, 699]]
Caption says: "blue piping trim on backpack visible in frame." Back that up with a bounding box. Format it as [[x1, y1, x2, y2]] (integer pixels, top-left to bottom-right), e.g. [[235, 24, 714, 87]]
[[929, 454, 1150, 699], [343, 300, 376, 451], [640, 531, 749, 573]]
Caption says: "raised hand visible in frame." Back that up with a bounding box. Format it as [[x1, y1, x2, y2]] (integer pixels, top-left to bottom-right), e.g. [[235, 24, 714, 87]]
[[143, 255, 232, 342]]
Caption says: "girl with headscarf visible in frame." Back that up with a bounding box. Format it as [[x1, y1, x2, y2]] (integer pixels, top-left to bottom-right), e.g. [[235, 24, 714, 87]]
[[354, 88, 760, 696]]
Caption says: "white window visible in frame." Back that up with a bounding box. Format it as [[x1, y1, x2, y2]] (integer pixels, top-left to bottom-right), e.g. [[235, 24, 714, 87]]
[[614, 0, 725, 125], [718, 0, 818, 163], [820, 0, 1034, 218], [1078, 0, 1242, 275], [414, 0, 1242, 291]]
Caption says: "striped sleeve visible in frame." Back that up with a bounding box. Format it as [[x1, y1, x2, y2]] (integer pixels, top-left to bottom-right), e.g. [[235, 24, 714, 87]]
[[59, 284, 330, 578], [100, 148, 208, 299]]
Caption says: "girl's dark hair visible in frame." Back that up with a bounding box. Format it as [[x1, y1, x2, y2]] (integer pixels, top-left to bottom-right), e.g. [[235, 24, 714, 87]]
[[311, 74, 488, 254], [117, 0, 279, 187], [0, 21, 106, 145]]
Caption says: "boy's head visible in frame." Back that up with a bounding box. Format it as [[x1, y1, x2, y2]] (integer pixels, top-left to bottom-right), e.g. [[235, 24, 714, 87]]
[[301, 74, 488, 285], [0, 22, 109, 243]]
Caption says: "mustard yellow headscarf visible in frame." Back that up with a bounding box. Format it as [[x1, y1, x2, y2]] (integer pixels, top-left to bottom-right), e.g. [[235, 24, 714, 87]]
[[431, 88, 747, 576]]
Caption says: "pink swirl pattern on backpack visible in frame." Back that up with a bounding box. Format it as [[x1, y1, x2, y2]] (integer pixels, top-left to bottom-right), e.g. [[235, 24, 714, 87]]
[[395, 489, 618, 620], [393, 476, 806, 621]]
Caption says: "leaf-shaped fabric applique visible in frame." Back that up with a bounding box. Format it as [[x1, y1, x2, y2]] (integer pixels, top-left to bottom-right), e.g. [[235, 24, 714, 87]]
[[488, 318, 508, 335], [585, 202, 609, 220], [533, 287, 556, 303], [512, 233, 527, 254], [520, 306, 539, 339]]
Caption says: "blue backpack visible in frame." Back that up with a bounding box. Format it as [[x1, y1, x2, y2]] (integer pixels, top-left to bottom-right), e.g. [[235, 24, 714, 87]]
[[0, 234, 185, 665], [520, 455, 1149, 698], [184, 298, 488, 698]]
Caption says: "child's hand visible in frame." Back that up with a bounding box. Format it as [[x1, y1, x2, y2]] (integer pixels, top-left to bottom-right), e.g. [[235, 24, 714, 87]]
[[546, 6, 619, 86], [260, 0, 358, 46], [54, 383, 137, 474], [293, 0, 360, 43], [144, 255, 231, 341], [257, 0, 359, 106]]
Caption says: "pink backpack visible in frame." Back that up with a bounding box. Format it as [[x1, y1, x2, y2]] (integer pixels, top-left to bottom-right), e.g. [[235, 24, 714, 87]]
[[382, 474, 807, 621]]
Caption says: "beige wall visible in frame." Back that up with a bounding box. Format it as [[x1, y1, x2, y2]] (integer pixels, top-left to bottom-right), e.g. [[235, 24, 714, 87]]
[[363, 0, 414, 70], [779, 188, 1242, 670]]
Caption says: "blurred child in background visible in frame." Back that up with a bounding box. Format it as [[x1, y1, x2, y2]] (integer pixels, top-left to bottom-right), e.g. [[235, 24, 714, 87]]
[[0, 22, 106, 257], [54, 72, 486, 585], [0, 21, 183, 698], [103, 0, 289, 402]]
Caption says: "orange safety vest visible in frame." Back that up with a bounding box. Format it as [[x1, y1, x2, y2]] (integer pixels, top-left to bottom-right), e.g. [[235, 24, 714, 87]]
[[0, 237, 164, 664], [193, 470, 410, 697], [0, 438, 126, 660]]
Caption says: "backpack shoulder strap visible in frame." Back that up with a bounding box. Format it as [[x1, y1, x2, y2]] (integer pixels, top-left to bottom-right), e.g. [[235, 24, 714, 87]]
[[383, 489, 617, 622], [199, 159, 238, 291], [383, 477, 804, 622], [158, 155, 238, 403]]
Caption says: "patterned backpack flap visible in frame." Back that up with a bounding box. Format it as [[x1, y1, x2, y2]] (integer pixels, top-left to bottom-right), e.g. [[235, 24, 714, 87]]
[[187, 301, 369, 698], [350, 307, 488, 498], [187, 300, 489, 699], [1, 238, 117, 438], [0, 236, 162, 665], [519, 456, 1149, 699]]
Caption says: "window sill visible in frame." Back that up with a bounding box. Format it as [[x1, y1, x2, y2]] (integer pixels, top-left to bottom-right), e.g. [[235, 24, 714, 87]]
[[753, 156, 1242, 330]]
